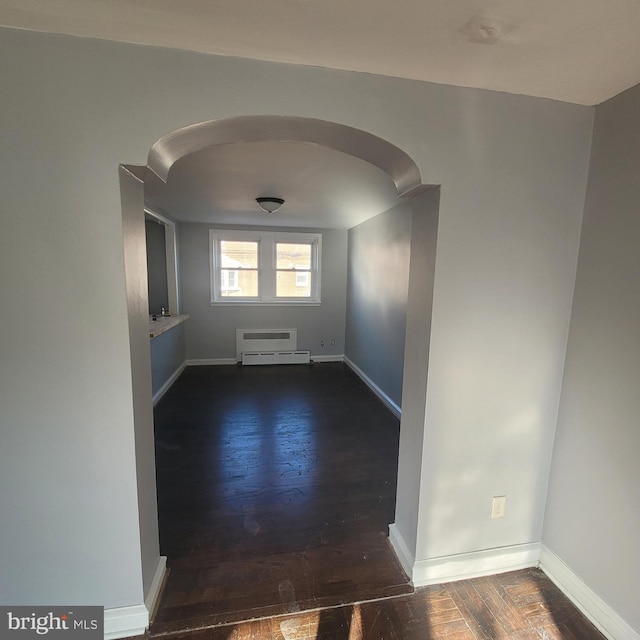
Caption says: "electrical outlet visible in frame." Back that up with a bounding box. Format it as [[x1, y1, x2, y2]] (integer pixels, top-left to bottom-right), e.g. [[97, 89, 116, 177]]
[[491, 495, 506, 519], [330, 338, 336, 346], [320, 340, 325, 347]]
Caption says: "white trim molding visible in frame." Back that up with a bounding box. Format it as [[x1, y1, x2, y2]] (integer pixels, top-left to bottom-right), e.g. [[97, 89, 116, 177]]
[[412, 543, 540, 587], [343, 356, 401, 419], [389, 523, 415, 578], [104, 605, 148, 640], [539, 545, 640, 640], [152, 362, 186, 405], [144, 555, 167, 620], [388, 524, 540, 587], [186, 358, 238, 366], [311, 354, 344, 363], [104, 557, 167, 639], [187, 356, 346, 366]]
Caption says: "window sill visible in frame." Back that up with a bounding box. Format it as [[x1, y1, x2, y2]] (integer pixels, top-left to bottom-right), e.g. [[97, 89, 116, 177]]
[[210, 301, 321, 307]]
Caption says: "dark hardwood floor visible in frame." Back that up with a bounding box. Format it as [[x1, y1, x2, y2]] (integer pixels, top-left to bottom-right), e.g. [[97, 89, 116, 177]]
[[149, 363, 605, 640], [152, 568, 606, 639], [151, 363, 411, 635]]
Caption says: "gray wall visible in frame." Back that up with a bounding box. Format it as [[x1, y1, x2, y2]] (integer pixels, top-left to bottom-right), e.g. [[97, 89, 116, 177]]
[[145, 220, 169, 315], [0, 26, 593, 613], [120, 168, 162, 602], [394, 189, 440, 556], [150, 324, 187, 398], [179, 224, 348, 360], [542, 83, 640, 633], [345, 202, 412, 407]]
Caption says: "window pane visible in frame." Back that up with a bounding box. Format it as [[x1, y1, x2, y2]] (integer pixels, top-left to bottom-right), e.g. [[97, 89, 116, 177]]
[[221, 269, 239, 291], [221, 269, 258, 297], [277, 270, 311, 297], [276, 243, 311, 270], [221, 240, 259, 268]]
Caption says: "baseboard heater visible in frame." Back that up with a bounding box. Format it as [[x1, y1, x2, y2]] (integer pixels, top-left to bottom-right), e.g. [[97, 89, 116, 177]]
[[241, 351, 311, 365], [236, 328, 310, 365]]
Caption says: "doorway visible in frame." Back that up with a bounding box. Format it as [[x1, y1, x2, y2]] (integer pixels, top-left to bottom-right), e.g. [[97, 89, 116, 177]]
[[120, 116, 439, 628]]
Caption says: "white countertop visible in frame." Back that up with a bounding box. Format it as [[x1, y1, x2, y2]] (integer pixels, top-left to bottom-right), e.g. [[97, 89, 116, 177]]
[[149, 314, 189, 338]]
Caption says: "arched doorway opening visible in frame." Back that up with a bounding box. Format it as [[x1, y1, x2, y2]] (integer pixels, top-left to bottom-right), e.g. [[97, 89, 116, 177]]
[[120, 115, 439, 630]]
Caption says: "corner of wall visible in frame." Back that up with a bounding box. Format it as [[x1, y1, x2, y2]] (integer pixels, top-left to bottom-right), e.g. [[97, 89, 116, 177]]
[[104, 556, 167, 640], [388, 523, 415, 579]]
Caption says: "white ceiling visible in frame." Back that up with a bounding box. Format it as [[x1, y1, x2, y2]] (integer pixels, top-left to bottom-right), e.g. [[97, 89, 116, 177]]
[[2, 0, 639, 106], [5, 0, 639, 228], [144, 141, 401, 229]]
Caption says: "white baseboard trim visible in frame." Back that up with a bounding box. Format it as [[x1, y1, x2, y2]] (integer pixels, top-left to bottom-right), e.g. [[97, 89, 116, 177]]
[[152, 362, 186, 405], [539, 545, 639, 640], [411, 542, 541, 587], [310, 354, 344, 363], [388, 523, 415, 578], [144, 555, 167, 619], [104, 605, 148, 640], [186, 358, 237, 366], [103, 557, 167, 639], [343, 356, 401, 419], [187, 356, 346, 366]]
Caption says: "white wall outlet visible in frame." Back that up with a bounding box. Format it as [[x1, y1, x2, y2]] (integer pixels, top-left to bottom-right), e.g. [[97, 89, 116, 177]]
[[491, 495, 506, 518]]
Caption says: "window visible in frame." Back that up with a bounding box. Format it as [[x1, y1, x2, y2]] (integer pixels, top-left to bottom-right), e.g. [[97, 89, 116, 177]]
[[276, 242, 312, 298], [218, 239, 258, 297], [210, 230, 321, 304]]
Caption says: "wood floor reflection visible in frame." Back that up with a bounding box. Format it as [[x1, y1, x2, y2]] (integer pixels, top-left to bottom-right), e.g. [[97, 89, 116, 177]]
[[151, 363, 411, 635]]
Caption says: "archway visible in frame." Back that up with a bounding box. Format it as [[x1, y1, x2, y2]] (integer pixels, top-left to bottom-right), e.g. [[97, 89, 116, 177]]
[[122, 115, 438, 631], [147, 115, 425, 200]]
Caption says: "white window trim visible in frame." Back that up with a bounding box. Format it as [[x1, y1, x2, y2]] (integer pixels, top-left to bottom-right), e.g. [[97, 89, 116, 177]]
[[210, 229, 322, 305]]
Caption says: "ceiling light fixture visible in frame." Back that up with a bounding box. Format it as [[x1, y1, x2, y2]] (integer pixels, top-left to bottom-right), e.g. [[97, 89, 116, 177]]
[[256, 197, 284, 214]]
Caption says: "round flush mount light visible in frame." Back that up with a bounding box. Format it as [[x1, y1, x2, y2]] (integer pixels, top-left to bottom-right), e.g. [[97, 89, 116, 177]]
[[256, 197, 284, 213]]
